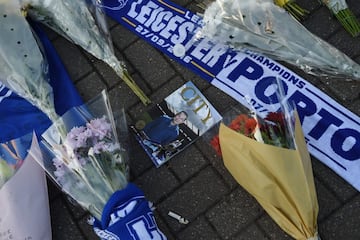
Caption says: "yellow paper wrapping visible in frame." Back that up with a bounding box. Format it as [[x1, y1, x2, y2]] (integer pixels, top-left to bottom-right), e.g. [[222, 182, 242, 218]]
[[219, 113, 319, 240]]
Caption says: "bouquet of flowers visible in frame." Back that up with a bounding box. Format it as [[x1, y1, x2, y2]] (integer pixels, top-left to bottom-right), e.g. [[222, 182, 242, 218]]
[[20, 0, 150, 105], [206, 79, 320, 239], [0, 1, 59, 125], [198, 0, 360, 80], [29, 90, 129, 220], [30, 90, 167, 238], [210, 107, 295, 156], [320, 0, 360, 37], [273, 0, 309, 21]]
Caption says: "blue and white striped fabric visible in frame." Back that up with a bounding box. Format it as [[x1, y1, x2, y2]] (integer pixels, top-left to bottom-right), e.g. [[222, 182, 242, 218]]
[[93, 183, 167, 240]]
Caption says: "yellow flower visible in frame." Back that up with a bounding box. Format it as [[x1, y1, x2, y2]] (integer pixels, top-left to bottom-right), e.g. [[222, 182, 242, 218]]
[[273, 0, 309, 21]]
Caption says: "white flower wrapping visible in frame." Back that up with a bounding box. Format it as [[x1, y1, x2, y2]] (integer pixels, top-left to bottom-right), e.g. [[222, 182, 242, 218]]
[[323, 0, 348, 13], [199, 0, 360, 80], [19, 0, 150, 104], [29, 90, 129, 220], [0, 1, 58, 123]]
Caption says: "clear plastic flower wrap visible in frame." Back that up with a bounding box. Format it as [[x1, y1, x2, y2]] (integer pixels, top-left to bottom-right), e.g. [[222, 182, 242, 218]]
[[204, 78, 320, 240], [29, 90, 129, 220], [207, 91, 296, 158], [198, 0, 360, 80], [0, 1, 58, 123], [20, 0, 150, 105]]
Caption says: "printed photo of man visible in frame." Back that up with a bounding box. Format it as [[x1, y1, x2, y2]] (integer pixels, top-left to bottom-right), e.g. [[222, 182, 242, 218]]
[[140, 111, 188, 153]]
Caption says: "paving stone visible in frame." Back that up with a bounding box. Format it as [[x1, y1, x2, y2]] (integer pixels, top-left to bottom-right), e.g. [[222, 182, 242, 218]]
[[46, 177, 62, 201], [158, 167, 229, 232], [153, 210, 177, 240], [296, 0, 322, 13], [108, 75, 150, 109], [167, 57, 212, 91], [177, 215, 221, 240], [111, 24, 139, 50], [168, 145, 208, 182], [91, 48, 136, 88], [91, 59, 119, 88], [302, 7, 342, 40], [52, 37, 93, 81], [128, 135, 154, 179], [327, 30, 360, 59], [195, 137, 239, 190], [75, 72, 107, 102], [347, 0, 360, 16], [232, 223, 269, 240], [105, 14, 118, 29], [312, 158, 358, 202], [77, 215, 99, 240], [202, 86, 238, 114], [324, 78, 360, 105], [257, 214, 293, 240], [124, 39, 176, 89], [349, 98, 360, 115], [314, 178, 342, 221], [134, 166, 180, 203], [50, 198, 85, 240], [320, 194, 360, 240], [206, 187, 264, 239], [63, 195, 88, 220]]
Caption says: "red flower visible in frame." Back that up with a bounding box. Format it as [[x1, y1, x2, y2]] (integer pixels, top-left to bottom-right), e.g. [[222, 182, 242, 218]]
[[265, 112, 285, 126], [244, 118, 257, 136], [210, 135, 222, 156], [209, 111, 292, 156]]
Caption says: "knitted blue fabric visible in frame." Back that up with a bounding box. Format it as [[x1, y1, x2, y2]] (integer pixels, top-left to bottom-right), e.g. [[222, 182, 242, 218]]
[[93, 183, 167, 240]]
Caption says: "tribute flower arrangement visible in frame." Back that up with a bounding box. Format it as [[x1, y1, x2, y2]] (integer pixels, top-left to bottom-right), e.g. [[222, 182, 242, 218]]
[[30, 90, 167, 238], [30, 91, 128, 220], [199, 0, 360, 80], [206, 78, 320, 239], [210, 110, 294, 156], [20, 0, 150, 105], [0, 1, 59, 126]]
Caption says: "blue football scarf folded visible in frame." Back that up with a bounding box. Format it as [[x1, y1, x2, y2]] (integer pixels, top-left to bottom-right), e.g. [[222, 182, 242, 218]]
[[93, 183, 167, 240], [0, 20, 83, 143]]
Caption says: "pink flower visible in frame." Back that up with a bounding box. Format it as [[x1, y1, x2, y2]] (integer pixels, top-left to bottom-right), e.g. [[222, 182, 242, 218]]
[[87, 116, 112, 140], [65, 126, 92, 149], [93, 141, 107, 154]]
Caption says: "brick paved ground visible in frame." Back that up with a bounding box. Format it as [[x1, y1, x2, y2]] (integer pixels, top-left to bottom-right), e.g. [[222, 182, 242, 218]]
[[48, 0, 360, 239]]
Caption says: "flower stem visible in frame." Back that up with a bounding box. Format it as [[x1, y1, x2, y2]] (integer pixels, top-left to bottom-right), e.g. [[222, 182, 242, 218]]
[[274, 0, 309, 21], [334, 8, 360, 37], [121, 68, 152, 105]]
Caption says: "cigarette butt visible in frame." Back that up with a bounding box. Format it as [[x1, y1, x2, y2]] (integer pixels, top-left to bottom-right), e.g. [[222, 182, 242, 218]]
[[168, 211, 189, 224]]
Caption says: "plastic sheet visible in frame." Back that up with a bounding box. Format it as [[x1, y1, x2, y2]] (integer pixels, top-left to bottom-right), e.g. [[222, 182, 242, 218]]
[[20, 0, 151, 104], [29, 90, 129, 220], [199, 0, 360, 80], [0, 0, 58, 122]]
